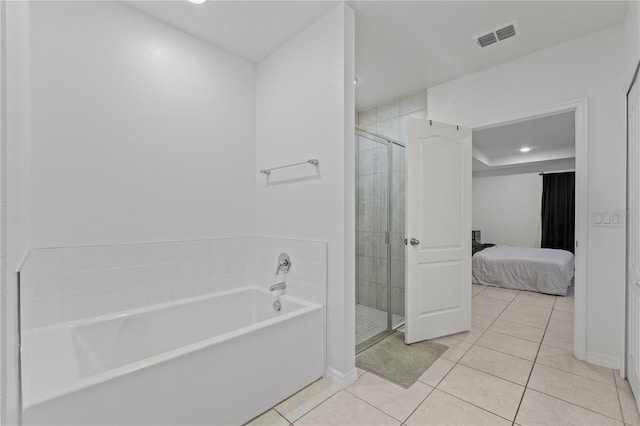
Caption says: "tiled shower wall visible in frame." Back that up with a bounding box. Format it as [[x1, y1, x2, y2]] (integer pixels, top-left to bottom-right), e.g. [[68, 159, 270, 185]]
[[19, 237, 327, 329], [356, 136, 388, 311], [356, 89, 427, 319], [357, 90, 427, 144]]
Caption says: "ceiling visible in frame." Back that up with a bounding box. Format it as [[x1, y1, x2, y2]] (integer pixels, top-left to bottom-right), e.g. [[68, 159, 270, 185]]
[[350, 1, 628, 110], [472, 111, 575, 173], [125, 1, 629, 112], [125, 1, 621, 173], [125, 1, 341, 62]]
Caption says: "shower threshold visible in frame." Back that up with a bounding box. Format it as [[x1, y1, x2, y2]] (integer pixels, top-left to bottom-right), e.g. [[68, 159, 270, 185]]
[[355, 304, 404, 354]]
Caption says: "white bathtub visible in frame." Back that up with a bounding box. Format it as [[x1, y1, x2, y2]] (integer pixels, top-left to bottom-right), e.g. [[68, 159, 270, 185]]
[[21, 286, 325, 425]]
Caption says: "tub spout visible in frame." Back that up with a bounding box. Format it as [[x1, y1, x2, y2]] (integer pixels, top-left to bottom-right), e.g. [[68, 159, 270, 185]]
[[270, 282, 286, 291]]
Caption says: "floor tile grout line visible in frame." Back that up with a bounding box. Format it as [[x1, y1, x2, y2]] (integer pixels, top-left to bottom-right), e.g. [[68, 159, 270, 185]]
[[343, 383, 425, 424], [283, 388, 344, 424], [472, 340, 537, 362], [476, 298, 554, 313], [474, 284, 489, 296], [454, 360, 531, 387], [534, 360, 618, 388], [525, 387, 627, 423], [273, 381, 341, 424], [246, 407, 293, 426], [430, 387, 515, 424], [473, 295, 521, 305], [401, 385, 436, 424], [484, 327, 545, 344], [501, 304, 554, 317], [489, 315, 549, 330], [547, 315, 575, 325], [510, 294, 557, 425]]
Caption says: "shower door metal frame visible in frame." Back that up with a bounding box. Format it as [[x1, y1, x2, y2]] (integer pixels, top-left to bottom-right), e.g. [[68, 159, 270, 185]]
[[355, 127, 405, 352]]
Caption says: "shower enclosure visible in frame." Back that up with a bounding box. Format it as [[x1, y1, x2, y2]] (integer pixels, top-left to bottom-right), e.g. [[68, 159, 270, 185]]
[[355, 128, 405, 350]]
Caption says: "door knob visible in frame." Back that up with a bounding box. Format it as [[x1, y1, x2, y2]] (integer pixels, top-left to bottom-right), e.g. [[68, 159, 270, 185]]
[[410, 238, 420, 246]]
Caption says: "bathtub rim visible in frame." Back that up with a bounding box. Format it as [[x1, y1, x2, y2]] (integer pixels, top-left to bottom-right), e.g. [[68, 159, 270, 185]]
[[22, 285, 324, 408]]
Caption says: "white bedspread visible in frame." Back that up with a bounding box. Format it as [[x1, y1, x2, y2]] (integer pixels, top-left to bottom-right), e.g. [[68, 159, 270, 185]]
[[472, 245, 575, 295]]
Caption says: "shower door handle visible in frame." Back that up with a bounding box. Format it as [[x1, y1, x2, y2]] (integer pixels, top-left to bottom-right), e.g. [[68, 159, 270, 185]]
[[410, 238, 420, 246]]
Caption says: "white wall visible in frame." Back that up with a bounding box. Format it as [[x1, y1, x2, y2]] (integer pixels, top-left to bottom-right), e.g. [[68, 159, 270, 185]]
[[2, 3, 258, 422], [624, 1, 640, 89], [3, 1, 33, 423], [428, 24, 627, 368], [473, 173, 542, 248], [29, 1, 257, 248], [256, 4, 356, 384]]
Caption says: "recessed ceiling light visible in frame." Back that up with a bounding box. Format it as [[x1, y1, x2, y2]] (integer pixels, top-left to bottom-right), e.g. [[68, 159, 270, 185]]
[[187, 0, 206, 4], [354, 77, 360, 85], [520, 147, 531, 153]]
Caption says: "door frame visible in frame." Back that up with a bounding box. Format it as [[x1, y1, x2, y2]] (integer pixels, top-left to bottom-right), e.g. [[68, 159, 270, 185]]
[[468, 97, 589, 361], [625, 60, 640, 380]]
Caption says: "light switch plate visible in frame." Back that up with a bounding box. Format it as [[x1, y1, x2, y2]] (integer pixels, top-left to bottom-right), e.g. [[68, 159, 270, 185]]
[[592, 210, 624, 227], [595, 213, 602, 224]]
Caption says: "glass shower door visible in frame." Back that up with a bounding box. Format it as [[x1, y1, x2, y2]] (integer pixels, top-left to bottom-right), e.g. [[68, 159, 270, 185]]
[[355, 133, 389, 347]]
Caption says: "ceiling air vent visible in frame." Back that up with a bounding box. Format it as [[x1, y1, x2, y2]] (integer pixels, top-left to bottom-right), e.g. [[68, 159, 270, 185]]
[[475, 21, 519, 48], [477, 33, 498, 48], [496, 24, 516, 41]]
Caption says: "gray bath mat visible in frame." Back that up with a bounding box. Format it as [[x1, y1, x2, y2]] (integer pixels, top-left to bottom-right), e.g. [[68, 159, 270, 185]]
[[356, 332, 448, 388]]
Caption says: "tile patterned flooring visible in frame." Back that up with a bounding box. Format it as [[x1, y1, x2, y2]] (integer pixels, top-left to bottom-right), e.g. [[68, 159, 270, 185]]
[[248, 284, 640, 426], [356, 304, 404, 346]]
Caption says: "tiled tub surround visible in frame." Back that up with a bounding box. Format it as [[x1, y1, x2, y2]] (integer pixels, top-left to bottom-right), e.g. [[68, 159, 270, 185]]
[[20, 237, 327, 329], [20, 237, 327, 425], [22, 286, 325, 425]]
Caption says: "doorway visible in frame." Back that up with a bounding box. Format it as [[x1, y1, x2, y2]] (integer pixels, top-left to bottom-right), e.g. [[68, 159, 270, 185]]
[[470, 98, 588, 360], [355, 128, 405, 352]]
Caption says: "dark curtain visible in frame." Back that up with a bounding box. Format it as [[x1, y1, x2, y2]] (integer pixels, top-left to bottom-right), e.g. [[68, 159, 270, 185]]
[[541, 172, 575, 253]]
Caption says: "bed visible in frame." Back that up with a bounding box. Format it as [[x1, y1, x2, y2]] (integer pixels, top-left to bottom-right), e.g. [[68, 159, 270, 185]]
[[472, 244, 575, 296]]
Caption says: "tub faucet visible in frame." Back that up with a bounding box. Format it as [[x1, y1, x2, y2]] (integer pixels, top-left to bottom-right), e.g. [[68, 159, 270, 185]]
[[275, 253, 291, 275], [270, 282, 286, 292]]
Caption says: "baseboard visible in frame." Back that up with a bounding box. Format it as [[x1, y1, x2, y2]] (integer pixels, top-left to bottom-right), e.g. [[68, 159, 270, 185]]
[[326, 366, 358, 387], [586, 351, 620, 370]]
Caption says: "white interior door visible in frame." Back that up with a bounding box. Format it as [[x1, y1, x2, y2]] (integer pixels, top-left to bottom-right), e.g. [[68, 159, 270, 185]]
[[627, 71, 640, 406], [405, 118, 472, 344]]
